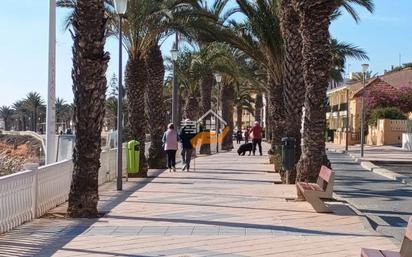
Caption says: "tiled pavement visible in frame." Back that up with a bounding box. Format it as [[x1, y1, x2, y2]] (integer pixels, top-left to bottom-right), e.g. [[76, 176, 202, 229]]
[[0, 143, 398, 256]]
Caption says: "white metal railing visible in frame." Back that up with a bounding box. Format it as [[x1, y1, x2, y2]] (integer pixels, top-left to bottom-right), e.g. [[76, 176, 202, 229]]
[[0, 148, 126, 234]]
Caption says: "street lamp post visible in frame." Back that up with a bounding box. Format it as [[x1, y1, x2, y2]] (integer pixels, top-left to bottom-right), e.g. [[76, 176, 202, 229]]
[[345, 87, 350, 152], [46, 0, 56, 165], [360, 63, 369, 158], [113, 0, 128, 191], [171, 33, 179, 128], [214, 73, 222, 153]]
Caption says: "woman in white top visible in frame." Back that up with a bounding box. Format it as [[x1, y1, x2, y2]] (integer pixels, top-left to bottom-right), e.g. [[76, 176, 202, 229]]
[[162, 123, 179, 172]]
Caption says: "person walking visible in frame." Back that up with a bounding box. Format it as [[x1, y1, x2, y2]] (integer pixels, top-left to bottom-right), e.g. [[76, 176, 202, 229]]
[[179, 119, 197, 171], [249, 121, 263, 156], [162, 123, 178, 172], [236, 130, 242, 144], [244, 127, 250, 143]]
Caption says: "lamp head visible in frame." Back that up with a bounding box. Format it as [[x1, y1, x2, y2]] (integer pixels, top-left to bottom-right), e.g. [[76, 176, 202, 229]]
[[361, 63, 369, 73], [113, 0, 128, 15]]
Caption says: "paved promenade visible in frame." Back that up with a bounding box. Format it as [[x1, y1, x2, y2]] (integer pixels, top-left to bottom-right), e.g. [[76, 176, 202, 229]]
[[328, 151, 412, 242], [0, 143, 397, 257]]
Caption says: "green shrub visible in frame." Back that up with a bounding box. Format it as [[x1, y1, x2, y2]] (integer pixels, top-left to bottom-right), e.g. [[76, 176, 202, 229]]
[[368, 107, 406, 125]]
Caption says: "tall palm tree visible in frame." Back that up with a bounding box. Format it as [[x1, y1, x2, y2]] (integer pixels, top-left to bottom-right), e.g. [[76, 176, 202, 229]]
[[56, 98, 73, 130], [220, 78, 235, 150], [279, 0, 305, 182], [105, 96, 118, 130], [190, 44, 231, 154], [330, 38, 368, 81], [145, 43, 167, 169], [12, 100, 28, 131], [170, 49, 201, 120], [234, 83, 255, 130], [24, 92, 45, 132], [67, 0, 109, 218], [0, 106, 14, 131], [294, 0, 374, 182]]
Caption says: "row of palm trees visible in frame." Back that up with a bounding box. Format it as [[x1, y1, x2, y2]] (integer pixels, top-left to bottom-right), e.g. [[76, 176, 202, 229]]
[[0, 92, 72, 133], [63, 0, 373, 217]]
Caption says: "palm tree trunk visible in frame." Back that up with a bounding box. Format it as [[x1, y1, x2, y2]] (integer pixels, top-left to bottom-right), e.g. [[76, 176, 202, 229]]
[[67, 0, 109, 218], [185, 97, 199, 120], [254, 93, 263, 123], [126, 55, 148, 177], [221, 82, 234, 150], [199, 73, 214, 154], [236, 106, 242, 131], [267, 74, 284, 172], [295, 0, 337, 182], [145, 44, 167, 169], [279, 0, 305, 183]]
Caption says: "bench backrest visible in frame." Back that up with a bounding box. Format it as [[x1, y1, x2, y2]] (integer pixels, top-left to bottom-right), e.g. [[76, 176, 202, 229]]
[[401, 217, 412, 256], [317, 166, 333, 192]]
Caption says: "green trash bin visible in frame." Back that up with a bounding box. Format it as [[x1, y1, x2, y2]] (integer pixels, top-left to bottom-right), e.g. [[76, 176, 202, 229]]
[[127, 140, 140, 176]]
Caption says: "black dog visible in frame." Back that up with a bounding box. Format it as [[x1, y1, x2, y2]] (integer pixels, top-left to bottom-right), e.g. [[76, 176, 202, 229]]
[[237, 143, 253, 156]]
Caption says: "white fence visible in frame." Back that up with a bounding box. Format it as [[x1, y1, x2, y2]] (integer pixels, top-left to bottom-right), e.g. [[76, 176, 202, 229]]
[[0, 147, 126, 234]]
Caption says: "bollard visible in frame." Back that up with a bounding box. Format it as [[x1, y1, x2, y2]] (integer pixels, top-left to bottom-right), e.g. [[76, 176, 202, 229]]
[[24, 163, 39, 219], [281, 137, 296, 184]]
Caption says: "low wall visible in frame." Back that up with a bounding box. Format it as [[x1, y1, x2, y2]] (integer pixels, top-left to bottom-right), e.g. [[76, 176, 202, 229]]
[[0, 147, 126, 234], [367, 119, 406, 146]]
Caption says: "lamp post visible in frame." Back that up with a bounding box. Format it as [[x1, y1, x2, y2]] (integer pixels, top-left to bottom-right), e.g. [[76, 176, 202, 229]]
[[113, 0, 128, 191], [171, 33, 179, 128], [214, 73, 222, 153], [46, 0, 56, 165], [360, 63, 369, 158], [345, 87, 350, 152]]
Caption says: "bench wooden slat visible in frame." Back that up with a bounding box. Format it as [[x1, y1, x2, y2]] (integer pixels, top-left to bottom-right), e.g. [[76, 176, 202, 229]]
[[319, 166, 332, 182]]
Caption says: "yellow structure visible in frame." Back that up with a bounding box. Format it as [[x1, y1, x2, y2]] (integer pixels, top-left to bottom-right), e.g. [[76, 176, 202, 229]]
[[327, 68, 412, 146], [327, 81, 363, 146]]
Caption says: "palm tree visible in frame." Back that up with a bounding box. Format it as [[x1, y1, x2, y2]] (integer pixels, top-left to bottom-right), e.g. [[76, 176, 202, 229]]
[[279, 0, 305, 182], [294, 0, 374, 182], [234, 83, 255, 131], [0, 106, 14, 131], [67, 0, 109, 218], [145, 43, 167, 169], [12, 100, 29, 131], [169, 49, 201, 120], [105, 96, 118, 130], [24, 92, 45, 132], [330, 38, 368, 82], [220, 78, 235, 150], [190, 44, 231, 154], [56, 98, 73, 130]]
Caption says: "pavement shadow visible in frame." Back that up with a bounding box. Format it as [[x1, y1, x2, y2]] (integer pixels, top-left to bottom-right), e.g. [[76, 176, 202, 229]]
[[104, 215, 383, 238]]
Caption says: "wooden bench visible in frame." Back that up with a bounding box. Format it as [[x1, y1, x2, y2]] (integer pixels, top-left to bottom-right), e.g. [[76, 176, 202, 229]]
[[361, 217, 412, 257], [297, 165, 335, 213]]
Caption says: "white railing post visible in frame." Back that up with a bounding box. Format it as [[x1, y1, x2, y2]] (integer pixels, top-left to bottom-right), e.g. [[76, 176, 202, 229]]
[[24, 163, 39, 219]]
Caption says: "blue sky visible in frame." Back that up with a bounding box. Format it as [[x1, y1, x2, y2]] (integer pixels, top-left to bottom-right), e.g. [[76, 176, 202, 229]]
[[0, 0, 411, 106]]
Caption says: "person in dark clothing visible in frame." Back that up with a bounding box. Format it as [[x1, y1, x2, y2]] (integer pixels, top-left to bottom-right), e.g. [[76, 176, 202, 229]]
[[236, 130, 242, 144], [249, 121, 263, 156], [244, 127, 250, 143], [179, 119, 197, 171]]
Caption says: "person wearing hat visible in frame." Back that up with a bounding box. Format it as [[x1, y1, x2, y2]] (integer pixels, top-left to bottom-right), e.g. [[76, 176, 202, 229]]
[[249, 121, 263, 156], [162, 123, 179, 172], [179, 119, 197, 171]]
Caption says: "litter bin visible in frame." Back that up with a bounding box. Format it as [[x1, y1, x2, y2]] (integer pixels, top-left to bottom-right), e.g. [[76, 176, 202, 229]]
[[281, 137, 296, 171], [127, 140, 140, 176]]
